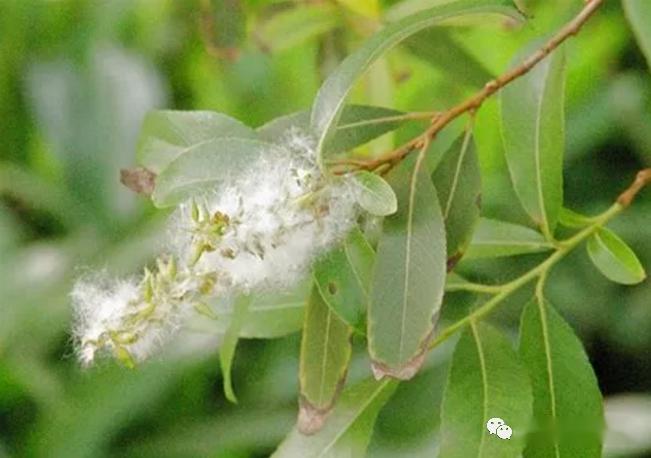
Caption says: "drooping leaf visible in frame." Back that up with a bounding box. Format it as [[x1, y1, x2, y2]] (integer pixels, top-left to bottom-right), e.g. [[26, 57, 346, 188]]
[[432, 130, 482, 264], [464, 218, 553, 259], [273, 378, 397, 457], [351, 171, 398, 216], [439, 322, 532, 458], [215, 281, 310, 339], [256, 4, 341, 53], [152, 138, 272, 207], [313, 228, 374, 331], [586, 227, 646, 285], [623, 0, 651, 71], [219, 294, 251, 403], [558, 207, 592, 228], [368, 155, 447, 380], [257, 104, 407, 156], [137, 110, 257, 174], [500, 45, 566, 237], [404, 28, 494, 88], [519, 298, 604, 457], [311, 0, 524, 162], [298, 288, 352, 434]]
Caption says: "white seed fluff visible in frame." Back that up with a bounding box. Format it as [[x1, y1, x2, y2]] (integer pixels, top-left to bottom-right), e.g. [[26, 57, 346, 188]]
[[72, 129, 359, 366]]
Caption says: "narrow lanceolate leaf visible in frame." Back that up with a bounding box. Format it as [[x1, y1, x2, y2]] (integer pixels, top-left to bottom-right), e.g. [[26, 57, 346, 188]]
[[215, 280, 310, 338], [623, 0, 651, 71], [368, 155, 447, 380], [432, 130, 482, 265], [298, 289, 352, 435], [311, 0, 524, 162], [519, 298, 604, 457], [257, 104, 407, 156], [313, 228, 374, 331], [405, 28, 493, 88], [440, 322, 533, 458], [464, 218, 553, 259], [586, 228, 646, 285], [219, 295, 251, 403], [351, 172, 398, 216], [501, 45, 566, 237], [152, 138, 271, 207], [137, 110, 257, 174], [256, 4, 341, 53], [558, 207, 592, 228], [274, 378, 397, 457]]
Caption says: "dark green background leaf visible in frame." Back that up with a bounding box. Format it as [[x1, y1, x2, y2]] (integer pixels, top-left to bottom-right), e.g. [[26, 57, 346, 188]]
[[519, 298, 604, 457], [432, 130, 482, 263], [501, 46, 566, 238], [440, 322, 533, 458]]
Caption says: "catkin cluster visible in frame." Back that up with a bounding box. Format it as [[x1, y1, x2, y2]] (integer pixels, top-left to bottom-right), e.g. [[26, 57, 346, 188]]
[[72, 131, 358, 366]]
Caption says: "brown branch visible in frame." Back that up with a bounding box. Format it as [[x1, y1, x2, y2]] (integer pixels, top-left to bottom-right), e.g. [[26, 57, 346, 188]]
[[617, 168, 651, 207], [336, 0, 605, 173]]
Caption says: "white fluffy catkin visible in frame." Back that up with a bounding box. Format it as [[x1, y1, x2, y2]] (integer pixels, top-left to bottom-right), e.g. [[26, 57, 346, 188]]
[[72, 129, 359, 366]]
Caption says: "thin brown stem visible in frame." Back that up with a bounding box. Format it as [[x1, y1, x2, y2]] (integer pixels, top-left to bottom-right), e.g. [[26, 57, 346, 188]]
[[617, 168, 651, 207], [333, 0, 605, 174]]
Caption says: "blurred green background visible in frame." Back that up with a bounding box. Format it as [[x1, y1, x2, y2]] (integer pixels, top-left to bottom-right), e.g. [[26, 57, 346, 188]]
[[0, 0, 649, 457]]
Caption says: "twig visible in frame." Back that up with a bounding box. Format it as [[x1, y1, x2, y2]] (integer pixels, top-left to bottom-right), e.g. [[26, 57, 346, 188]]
[[617, 168, 651, 207], [429, 165, 651, 351], [335, 0, 605, 173]]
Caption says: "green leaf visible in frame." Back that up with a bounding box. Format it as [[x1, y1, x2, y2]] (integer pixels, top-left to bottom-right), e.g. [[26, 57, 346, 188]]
[[440, 322, 533, 458], [219, 295, 251, 403], [137, 110, 257, 174], [558, 207, 592, 228], [351, 172, 398, 216], [500, 45, 566, 237], [519, 298, 604, 457], [215, 281, 310, 339], [404, 28, 494, 88], [368, 155, 447, 380], [464, 218, 553, 259], [257, 104, 407, 156], [273, 378, 397, 457], [311, 0, 524, 162], [432, 130, 482, 263], [586, 227, 646, 285], [298, 288, 353, 434], [313, 228, 374, 331], [152, 138, 271, 207], [623, 0, 651, 71], [257, 4, 341, 53]]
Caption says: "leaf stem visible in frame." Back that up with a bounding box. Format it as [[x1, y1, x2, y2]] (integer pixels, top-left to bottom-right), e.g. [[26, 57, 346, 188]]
[[429, 202, 622, 351]]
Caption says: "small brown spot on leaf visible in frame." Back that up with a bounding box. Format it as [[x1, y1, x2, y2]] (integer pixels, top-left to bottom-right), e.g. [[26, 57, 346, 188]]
[[120, 167, 156, 196], [327, 282, 338, 295]]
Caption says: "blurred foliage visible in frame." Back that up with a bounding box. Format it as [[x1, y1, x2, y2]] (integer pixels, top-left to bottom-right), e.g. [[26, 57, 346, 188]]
[[0, 0, 649, 456]]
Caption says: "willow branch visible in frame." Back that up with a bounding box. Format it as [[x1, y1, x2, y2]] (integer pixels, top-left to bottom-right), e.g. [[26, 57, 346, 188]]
[[335, 0, 605, 173]]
